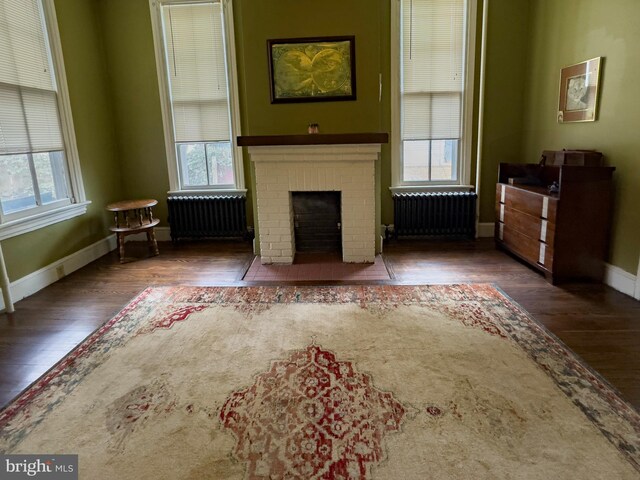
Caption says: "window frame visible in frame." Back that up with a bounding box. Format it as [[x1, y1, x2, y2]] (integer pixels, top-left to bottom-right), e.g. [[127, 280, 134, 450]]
[[1, 151, 71, 221], [149, 0, 246, 196], [390, 0, 478, 193], [0, 0, 89, 241]]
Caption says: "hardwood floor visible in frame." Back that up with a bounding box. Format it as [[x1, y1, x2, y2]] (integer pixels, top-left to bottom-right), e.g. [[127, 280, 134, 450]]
[[1, 238, 639, 410]]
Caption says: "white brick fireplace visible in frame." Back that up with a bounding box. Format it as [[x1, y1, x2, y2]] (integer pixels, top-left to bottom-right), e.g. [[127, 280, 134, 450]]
[[249, 144, 380, 264]]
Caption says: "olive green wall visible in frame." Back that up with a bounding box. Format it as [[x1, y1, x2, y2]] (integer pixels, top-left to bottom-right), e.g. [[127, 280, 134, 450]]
[[17, 0, 638, 284], [521, 0, 640, 273], [94, 0, 496, 231], [96, 0, 390, 232], [1, 0, 123, 281], [477, 0, 531, 222], [234, 0, 386, 136], [97, 0, 171, 224], [6, 0, 526, 275], [233, 0, 389, 249]]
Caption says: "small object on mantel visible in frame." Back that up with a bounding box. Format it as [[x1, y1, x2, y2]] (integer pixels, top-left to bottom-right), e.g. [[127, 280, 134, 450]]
[[308, 123, 319, 134], [236, 133, 389, 147]]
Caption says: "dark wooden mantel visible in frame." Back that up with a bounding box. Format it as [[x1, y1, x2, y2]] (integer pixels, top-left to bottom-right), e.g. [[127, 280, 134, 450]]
[[237, 133, 389, 147]]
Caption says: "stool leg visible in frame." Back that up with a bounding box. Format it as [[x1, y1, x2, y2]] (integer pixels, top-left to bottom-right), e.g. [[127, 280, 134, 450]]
[[147, 228, 159, 256], [118, 233, 126, 263]]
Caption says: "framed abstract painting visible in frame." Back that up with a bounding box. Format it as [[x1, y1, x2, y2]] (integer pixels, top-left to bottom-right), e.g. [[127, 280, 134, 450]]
[[267, 36, 356, 104]]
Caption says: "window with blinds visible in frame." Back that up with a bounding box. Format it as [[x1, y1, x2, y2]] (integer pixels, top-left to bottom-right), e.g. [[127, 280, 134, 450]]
[[400, 0, 466, 183], [0, 0, 73, 219], [159, 1, 235, 188]]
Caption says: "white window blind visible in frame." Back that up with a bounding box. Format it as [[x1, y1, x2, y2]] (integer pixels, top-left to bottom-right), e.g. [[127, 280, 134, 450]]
[[401, 0, 464, 141], [0, 0, 64, 155], [161, 2, 230, 143]]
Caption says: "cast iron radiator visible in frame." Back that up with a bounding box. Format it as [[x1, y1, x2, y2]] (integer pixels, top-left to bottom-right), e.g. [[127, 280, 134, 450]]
[[167, 195, 247, 242], [393, 192, 477, 238]]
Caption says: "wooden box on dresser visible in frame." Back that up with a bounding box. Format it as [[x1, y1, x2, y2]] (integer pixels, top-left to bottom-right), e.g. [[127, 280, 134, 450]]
[[495, 163, 615, 284]]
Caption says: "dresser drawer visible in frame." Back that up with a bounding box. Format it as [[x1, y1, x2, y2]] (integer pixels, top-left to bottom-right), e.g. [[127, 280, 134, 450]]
[[496, 184, 557, 223], [495, 204, 556, 246], [497, 223, 554, 271]]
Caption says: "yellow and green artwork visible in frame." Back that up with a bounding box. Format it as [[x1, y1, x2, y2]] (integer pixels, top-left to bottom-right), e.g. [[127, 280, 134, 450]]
[[268, 36, 356, 103]]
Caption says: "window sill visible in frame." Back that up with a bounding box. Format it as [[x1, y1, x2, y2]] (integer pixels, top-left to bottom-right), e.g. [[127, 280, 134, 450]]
[[168, 188, 247, 197], [0, 201, 91, 241], [389, 185, 474, 194]]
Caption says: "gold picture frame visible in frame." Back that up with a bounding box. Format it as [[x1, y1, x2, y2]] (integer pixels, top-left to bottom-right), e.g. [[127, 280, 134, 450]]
[[558, 57, 602, 123], [267, 36, 356, 104]]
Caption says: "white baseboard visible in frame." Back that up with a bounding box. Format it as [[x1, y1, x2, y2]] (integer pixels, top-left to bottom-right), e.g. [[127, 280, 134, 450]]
[[122, 226, 171, 243], [604, 263, 637, 298], [0, 234, 116, 312], [477, 222, 495, 238], [636, 258, 640, 301]]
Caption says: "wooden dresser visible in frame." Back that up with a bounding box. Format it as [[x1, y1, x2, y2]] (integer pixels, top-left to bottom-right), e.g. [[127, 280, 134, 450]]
[[495, 163, 615, 283]]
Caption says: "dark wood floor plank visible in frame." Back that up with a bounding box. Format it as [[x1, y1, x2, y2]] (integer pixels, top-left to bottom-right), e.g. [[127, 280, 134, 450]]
[[1, 238, 639, 410]]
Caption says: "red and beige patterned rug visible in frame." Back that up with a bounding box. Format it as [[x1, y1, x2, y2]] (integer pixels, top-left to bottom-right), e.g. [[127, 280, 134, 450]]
[[1, 285, 639, 479]]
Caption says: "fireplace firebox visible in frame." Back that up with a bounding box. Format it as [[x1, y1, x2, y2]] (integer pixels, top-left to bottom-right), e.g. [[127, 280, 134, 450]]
[[292, 192, 341, 253]]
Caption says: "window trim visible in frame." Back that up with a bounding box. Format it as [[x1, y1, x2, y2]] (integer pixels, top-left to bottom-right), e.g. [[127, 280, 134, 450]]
[[2, 195, 71, 224], [390, 0, 478, 192], [0, 0, 89, 239], [149, 0, 245, 194], [0, 201, 90, 241]]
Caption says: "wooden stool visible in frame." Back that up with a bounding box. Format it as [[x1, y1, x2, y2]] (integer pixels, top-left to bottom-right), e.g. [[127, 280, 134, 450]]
[[106, 199, 160, 263]]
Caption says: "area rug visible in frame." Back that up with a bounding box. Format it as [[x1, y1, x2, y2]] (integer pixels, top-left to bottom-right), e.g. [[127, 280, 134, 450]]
[[1, 285, 639, 479]]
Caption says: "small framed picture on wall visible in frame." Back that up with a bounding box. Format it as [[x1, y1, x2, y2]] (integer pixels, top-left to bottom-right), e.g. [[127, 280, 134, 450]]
[[558, 57, 602, 123]]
